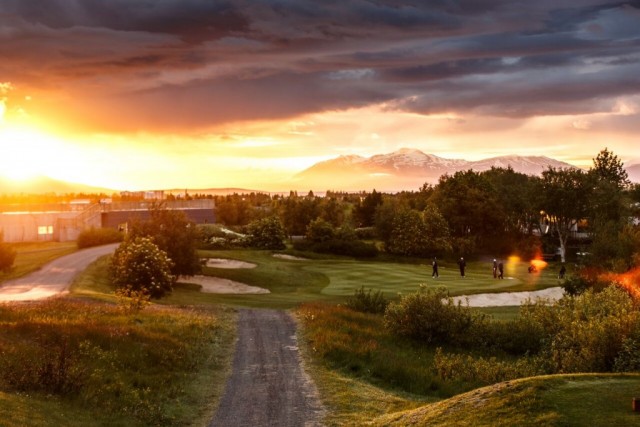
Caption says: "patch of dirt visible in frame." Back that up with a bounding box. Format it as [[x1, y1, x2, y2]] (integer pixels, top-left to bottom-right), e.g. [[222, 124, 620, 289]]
[[204, 258, 257, 269], [210, 309, 325, 426], [452, 287, 564, 307], [180, 275, 269, 294], [272, 254, 309, 261]]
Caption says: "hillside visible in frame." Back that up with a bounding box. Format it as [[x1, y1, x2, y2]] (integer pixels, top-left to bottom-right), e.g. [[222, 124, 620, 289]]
[[293, 148, 576, 191], [371, 374, 640, 427], [0, 175, 115, 195]]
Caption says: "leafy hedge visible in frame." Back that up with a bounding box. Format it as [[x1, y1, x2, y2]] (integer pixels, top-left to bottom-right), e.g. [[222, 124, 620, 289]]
[[77, 227, 124, 249]]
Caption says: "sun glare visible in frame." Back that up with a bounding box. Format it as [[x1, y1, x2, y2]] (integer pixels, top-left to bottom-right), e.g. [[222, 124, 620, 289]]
[[0, 126, 62, 182]]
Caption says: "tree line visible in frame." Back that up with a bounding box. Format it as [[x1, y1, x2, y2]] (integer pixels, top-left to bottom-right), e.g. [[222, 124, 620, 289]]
[[213, 148, 640, 270]]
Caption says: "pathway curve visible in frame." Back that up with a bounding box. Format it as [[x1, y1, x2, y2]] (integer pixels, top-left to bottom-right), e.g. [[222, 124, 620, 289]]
[[0, 243, 119, 302], [211, 309, 325, 427]]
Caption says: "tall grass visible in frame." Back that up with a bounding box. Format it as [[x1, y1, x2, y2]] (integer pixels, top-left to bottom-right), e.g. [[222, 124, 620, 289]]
[[0, 298, 235, 426], [297, 303, 449, 396]]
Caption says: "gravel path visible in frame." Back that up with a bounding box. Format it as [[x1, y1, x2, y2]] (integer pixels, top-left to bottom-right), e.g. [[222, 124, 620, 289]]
[[211, 309, 325, 427], [0, 243, 119, 302]]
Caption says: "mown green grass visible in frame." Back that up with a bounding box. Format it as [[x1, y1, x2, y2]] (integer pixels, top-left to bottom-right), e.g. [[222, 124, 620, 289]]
[[0, 298, 236, 427], [72, 249, 561, 310], [371, 374, 640, 427], [304, 257, 563, 298], [0, 241, 77, 282]]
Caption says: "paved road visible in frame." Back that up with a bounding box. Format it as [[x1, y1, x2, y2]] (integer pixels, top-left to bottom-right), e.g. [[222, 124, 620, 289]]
[[0, 243, 119, 302], [211, 309, 325, 427]]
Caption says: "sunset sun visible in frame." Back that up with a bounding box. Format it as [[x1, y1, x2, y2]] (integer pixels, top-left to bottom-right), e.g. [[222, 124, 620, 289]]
[[0, 127, 63, 181]]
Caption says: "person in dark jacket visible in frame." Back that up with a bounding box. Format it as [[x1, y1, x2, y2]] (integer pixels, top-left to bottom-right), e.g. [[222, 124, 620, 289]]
[[458, 257, 466, 277], [498, 261, 504, 279], [432, 257, 439, 278], [559, 264, 566, 279]]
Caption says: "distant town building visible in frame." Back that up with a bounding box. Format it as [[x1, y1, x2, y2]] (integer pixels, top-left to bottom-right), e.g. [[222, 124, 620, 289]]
[[0, 198, 214, 243]]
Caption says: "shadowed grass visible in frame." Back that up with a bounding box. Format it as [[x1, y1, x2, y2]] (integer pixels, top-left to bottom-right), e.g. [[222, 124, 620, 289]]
[[0, 298, 236, 426]]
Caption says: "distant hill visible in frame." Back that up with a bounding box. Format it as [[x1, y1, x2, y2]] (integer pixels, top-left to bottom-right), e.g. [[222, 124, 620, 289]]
[[0, 175, 115, 195], [292, 148, 576, 192]]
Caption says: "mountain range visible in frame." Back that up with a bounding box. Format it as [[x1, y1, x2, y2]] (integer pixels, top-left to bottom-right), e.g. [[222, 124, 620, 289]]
[[291, 148, 580, 191], [1, 149, 638, 195]]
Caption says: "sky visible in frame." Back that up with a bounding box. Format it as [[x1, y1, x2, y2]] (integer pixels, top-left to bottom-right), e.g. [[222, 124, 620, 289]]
[[0, 0, 639, 191]]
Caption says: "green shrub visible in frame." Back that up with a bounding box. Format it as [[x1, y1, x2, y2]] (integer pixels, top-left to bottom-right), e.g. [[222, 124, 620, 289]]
[[0, 232, 16, 272], [305, 218, 335, 243], [433, 348, 544, 386], [313, 239, 378, 258], [346, 286, 389, 314], [77, 227, 124, 249], [246, 216, 286, 249], [384, 286, 481, 345], [355, 227, 376, 240], [561, 268, 610, 296], [110, 237, 175, 299], [521, 286, 639, 373]]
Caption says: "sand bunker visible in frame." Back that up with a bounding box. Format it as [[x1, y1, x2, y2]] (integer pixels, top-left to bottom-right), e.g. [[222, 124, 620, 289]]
[[204, 258, 257, 269], [452, 287, 564, 307], [272, 254, 308, 261], [180, 275, 270, 294]]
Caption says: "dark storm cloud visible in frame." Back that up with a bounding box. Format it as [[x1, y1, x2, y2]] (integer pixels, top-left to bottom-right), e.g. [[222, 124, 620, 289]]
[[1, 0, 639, 131]]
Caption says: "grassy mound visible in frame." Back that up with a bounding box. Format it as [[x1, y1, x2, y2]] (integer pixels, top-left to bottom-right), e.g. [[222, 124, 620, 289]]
[[371, 374, 640, 427]]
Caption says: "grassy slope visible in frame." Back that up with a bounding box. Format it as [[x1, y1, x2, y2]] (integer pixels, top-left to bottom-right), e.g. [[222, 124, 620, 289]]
[[0, 241, 77, 282], [371, 374, 640, 427], [0, 299, 236, 427]]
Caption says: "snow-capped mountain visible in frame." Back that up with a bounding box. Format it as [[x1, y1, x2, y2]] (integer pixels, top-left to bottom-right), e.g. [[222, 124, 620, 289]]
[[626, 164, 640, 183], [292, 148, 577, 191]]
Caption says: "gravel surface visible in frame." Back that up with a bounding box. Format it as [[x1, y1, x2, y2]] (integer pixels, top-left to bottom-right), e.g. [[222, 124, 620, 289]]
[[0, 243, 119, 302], [211, 309, 325, 427]]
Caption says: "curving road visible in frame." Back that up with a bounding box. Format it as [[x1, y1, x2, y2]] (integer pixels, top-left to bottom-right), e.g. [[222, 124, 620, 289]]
[[211, 309, 325, 427], [0, 243, 119, 302]]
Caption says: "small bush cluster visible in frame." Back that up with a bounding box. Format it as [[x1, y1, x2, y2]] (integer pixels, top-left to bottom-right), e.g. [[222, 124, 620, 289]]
[[433, 348, 544, 386], [110, 237, 175, 299], [384, 286, 481, 345], [0, 232, 16, 273], [77, 227, 124, 249], [246, 216, 286, 249], [198, 224, 248, 249], [345, 286, 389, 314]]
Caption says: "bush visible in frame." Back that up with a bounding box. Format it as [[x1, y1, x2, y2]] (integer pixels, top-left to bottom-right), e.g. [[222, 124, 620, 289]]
[[306, 218, 335, 243], [561, 267, 610, 296], [521, 286, 639, 373], [433, 348, 544, 386], [246, 216, 286, 249], [110, 237, 175, 299], [312, 239, 378, 258], [355, 227, 377, 240], [77, 227, 124, 249], [0, 232, 16, 273], [346, 286, 389, 314], [384, 286, 481, 345]]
